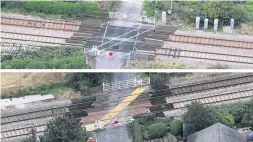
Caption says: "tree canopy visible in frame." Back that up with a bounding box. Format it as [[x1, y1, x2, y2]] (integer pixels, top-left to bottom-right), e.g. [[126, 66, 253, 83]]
[[183, 102, 217, 136], [43, 114, 89, 142]]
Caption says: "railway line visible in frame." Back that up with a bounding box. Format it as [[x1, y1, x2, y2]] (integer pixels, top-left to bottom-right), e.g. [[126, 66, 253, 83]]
[[1, 31, 85, 46], [137, 46, 253, 66], [1, 17, 79, 31], [2, 74, 253, 141], [156, 47, 253, 64], [168, 35, 253, 49]]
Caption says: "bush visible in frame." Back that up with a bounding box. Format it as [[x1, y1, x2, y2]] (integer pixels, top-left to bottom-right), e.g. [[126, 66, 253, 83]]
[[71, 96, 96, 104], [133, 113, 155, 125], [148, 123, 167, 139], [216, 109, 235, 128], [67, 73, 107, 92], [2, 1, 109, 19], [170, 120, 183, 136], [1, 47, 85, 69], [183, 102, 218, 136], [133, 120, 144, 142]]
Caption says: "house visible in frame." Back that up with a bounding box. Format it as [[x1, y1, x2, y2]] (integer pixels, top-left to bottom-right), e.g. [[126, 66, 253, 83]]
[[187, 123, 247, 142]]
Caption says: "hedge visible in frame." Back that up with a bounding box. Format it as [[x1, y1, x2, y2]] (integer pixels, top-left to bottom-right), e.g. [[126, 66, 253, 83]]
[[2, 1, 109, 19], [1, 54, 84, 69], [170, 120, 183, 136], [148, 123, 167, 139]]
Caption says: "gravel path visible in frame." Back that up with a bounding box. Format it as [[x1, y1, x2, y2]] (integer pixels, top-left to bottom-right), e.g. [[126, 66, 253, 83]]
[[163, 41, 253, 57], [1, 25, 74, 38], [174, 30, 253, 42]]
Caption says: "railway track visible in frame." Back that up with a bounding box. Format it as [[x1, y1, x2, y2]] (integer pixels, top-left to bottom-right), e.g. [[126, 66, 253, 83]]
[[157, 47, 253, 64], [138, 46, 253, 66], [169, 73, 253, 95], [168, 35, 253, 49], [1, 17, 80, 31], [147, 83, 253, 118], [1, 31, 85, 47], [170, 84, 253, 109], [1, 98, 149, 141]]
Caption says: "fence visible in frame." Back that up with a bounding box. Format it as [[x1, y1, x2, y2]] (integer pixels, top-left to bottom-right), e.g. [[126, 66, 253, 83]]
[[102, 77, 150, 92]]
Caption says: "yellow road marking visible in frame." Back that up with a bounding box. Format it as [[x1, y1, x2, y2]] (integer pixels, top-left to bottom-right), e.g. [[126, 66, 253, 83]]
[[85, 86, 148, 131]]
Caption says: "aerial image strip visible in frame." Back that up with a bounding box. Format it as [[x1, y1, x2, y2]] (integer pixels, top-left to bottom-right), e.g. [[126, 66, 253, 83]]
[[1, 72, 253, 142], [1, 0, 253, 69]]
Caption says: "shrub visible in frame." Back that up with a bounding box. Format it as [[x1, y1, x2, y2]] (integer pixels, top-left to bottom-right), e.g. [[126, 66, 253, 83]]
[[148, 123, 167, 139], [71, 96, 96, 104], [170, 120, 183, 136], [133, 113, 155, 125], [133, 120, 144, 142], [2, 1, 109, 19]]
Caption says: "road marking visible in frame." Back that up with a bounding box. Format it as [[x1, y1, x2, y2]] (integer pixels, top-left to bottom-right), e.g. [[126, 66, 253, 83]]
[[85, 86, 148, 131]]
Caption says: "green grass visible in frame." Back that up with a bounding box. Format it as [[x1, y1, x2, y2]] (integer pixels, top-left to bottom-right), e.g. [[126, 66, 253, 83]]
[[1, 82, 70, 99]]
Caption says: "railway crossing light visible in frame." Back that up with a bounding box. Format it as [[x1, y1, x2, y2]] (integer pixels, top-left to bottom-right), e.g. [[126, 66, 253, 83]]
[[87, 137, 94, 142], [113, 118, 119, 126], [108, 52, 113, 56]]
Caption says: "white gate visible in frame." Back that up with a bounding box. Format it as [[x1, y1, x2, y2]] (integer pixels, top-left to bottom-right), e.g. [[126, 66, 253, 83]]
[[102, 77, 150, 92]]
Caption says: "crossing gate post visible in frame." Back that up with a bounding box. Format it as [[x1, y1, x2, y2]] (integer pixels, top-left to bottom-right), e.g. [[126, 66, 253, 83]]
[[102, 83, 105, 92], [134, 77, 137, 87]]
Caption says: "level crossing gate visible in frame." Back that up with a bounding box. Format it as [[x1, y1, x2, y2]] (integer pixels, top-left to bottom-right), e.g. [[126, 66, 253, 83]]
[[102, 77, 150, 92]]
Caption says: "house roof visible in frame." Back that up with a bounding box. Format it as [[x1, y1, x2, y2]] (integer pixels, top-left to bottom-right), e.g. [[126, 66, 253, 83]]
[[187, 123, 247, 142]]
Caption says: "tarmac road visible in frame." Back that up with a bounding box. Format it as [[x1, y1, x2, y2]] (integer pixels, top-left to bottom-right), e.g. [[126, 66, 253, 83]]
[[95, 0, 144, 69]]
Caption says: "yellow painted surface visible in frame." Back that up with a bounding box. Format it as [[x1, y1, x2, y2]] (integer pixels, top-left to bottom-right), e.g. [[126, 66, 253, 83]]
[[85, 86, 148, 131]]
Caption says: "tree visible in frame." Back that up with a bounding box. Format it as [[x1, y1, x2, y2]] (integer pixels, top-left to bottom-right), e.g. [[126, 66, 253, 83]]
[[170, 119, 183, 136], [183, 102, 217, 136], [241, 99, 253, 128], [203, 1, 246, 26], [67, 73, 107, 94], [216, 109, 235, 128], [43, 114, 88, 142], [148, 123, 167, 139]]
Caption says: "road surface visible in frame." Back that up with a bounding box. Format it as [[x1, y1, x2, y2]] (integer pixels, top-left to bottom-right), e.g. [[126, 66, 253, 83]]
[[95, 0, 144, 69]]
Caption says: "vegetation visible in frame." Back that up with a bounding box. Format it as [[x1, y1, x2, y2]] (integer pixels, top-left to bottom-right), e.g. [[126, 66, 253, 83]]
[[183, 102, 218, 136], [3, 73, 108, 99], [143, 1, 253, 31], [183, 100, 253, 137], [170, 120, 183, 136], [1, 1, 109, 20], [43, 114, 90, 142], [1, 82, 67, 99], [67, 73, 107, 95], [128, 60, 186, 69], [148, 123, 167, 139], [1, 47, 87, 69], [128, 113, 173, 142]]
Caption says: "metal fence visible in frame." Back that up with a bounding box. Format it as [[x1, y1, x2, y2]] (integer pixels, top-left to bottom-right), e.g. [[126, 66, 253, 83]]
[[102, 77, 150, 92]]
